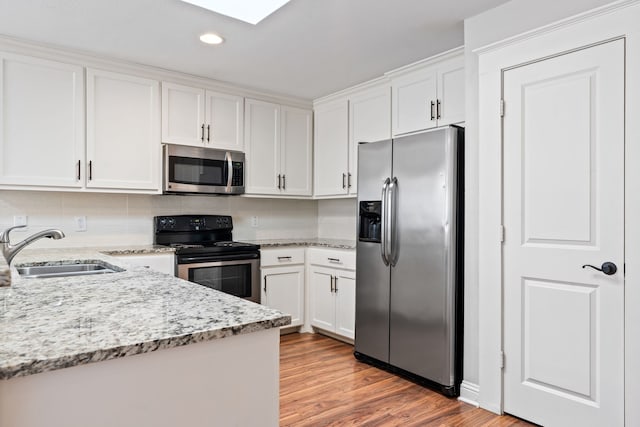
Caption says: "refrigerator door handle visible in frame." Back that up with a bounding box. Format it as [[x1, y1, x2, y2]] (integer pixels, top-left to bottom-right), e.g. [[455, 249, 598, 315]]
[[389, 177, 399, 266], [381, 178, 391, 266]]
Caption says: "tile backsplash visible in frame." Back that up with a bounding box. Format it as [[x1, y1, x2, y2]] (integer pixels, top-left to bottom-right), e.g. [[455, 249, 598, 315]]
[[0, 191, 321, 248], [317, 199, 357, 240]]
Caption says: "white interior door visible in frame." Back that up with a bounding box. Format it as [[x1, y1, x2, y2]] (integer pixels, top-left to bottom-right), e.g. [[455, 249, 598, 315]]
[[503, 39, 624, 427]]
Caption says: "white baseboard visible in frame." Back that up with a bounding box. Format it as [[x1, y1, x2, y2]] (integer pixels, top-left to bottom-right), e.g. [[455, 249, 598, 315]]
[[458, 381, 480, 407]]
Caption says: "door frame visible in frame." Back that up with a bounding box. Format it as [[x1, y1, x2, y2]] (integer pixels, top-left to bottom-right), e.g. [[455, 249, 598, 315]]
[[476, 1, 640, 425]]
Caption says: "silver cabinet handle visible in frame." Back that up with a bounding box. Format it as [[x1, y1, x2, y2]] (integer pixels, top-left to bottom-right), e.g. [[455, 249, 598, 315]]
[[328, 257, 341, 263], [88, 160, 93, 181], [225, 152, 233, 191], [277, 256, 292, 261], [389, 177, 399, 266], [277, 174, 282, 190], [436, 100, 441, 119], [348, 173, 352, 188], [381, 178, 390, 266], [330, 275, 334, 292], [76, 160, 81, 181], [201, 124, 205, 142], [207, 124, 211, 142], [430, 101, 435, 121], [342, 173, 347, 189], [282, 175, 286, 190], [263, 275, 267, 293], [334, 276, 338, 292]]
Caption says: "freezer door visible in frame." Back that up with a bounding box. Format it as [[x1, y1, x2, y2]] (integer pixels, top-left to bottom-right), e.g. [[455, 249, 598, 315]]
[[389, 127, 459, 386], [355, 139, 392, 362]]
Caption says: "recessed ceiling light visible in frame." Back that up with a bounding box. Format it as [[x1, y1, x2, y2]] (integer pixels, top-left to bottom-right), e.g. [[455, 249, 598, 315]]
[[200, 33, 224, 45], [181, 0, 291, 25]]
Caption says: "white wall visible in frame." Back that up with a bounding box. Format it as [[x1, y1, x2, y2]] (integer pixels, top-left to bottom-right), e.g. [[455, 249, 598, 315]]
[[317, 199, 357, 240], [0, 191, 318, 248], [462, 0, 616, 392]]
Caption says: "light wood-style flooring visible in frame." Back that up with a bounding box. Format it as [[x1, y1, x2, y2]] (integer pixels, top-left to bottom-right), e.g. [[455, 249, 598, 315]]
[[280, 333, 533, 427]]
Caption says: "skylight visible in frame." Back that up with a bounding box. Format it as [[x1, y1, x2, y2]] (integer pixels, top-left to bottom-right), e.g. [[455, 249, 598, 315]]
[[181, 0, 291, 25]]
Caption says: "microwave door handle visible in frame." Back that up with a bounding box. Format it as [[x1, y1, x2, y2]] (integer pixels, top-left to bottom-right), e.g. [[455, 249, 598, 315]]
[[225, 151, 233, 192]]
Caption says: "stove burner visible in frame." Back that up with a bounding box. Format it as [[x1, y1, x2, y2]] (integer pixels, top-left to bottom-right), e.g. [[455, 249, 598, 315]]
[[169, 243, 205, 249]]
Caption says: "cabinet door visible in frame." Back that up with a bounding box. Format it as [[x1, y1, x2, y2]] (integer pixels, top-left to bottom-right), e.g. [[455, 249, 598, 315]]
[[86, 69, 160, 191], [392, 68, 437, 136], [309, 266, 336, 331], [436, 56, 465, 126], [244, 99, 280, 195], [334, 270, 356, 339], [0, 52, 84, 188], [314, 99, 349, 196], [205, 91, 244, 151], [349, 85, 391, 195], [161, 82, 205, 146], [280, 106, 312, 196], [262, 266, 305, 327]]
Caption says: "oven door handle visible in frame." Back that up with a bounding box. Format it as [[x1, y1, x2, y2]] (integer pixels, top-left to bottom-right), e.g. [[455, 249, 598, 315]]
[[178, 253, 260, 264], [225, 151, 233, 193]]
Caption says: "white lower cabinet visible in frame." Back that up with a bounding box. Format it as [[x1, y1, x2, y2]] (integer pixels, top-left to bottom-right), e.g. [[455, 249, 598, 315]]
[[260, 248, 305, 327], [112, 253, 175, 276], [308, 248, 356, 340]]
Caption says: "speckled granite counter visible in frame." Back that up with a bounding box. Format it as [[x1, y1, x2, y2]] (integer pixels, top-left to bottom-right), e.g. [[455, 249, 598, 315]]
[[0, 256, 9, 288], [0, 248, 290, 380], [247, 238, 356, 250]]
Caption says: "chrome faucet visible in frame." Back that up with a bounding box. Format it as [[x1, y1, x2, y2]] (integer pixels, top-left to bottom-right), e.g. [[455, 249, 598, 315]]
[[0, 225, 65, 265]]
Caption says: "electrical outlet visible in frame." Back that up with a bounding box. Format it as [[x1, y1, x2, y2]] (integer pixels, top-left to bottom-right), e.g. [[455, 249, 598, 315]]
[[13, 215, 28, 230], [74, 216, 87, 232], [251, 216, 259, 228]]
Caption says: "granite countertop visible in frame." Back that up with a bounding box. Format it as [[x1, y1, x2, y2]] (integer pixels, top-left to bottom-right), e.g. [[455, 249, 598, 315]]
[[246, 238, 356, 250], [0, 256, 9, 288], [0, 248, 290, 380]]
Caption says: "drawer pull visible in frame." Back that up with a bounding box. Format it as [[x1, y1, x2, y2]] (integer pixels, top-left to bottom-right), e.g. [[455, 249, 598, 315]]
[[328, 257, 341, 263], [277, 256, 292, 261]]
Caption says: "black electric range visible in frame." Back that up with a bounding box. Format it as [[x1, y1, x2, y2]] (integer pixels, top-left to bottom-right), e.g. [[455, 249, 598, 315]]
[[154, 215, 261, 303]]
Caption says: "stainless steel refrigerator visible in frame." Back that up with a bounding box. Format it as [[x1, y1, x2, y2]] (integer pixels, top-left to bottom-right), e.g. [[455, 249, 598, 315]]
[[354, 126, 464, 396]]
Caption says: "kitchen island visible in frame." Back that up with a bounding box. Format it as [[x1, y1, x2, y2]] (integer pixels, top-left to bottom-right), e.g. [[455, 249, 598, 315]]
[[0, 248, 290, 427]]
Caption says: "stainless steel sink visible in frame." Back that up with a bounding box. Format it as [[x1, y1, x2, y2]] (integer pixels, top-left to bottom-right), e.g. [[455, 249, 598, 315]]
[[17, 262, 122, 279]]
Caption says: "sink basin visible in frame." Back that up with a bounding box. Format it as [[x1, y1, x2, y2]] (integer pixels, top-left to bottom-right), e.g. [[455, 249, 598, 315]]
[[17, 262, 123, 279]]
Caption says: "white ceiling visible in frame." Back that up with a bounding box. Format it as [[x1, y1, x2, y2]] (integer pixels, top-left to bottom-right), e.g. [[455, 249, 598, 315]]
[[0, 0, 509, 100]]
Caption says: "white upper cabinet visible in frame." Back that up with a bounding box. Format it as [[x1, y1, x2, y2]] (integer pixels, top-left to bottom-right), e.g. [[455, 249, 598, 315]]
[[86, 68, 160, 191], [280, 106, 312, 196], [245, 99, 312, 197], [0, 52, 85, 188], [391, 69, 437, 135], [245, 98, 280, 195], [314, 83, 391, 198], [348, 84, 392, 194], [161, 82, 204, 146], [162, 82, 243, 151], [391, 52, 464, 136], [204, 90, 244, 151], [436, 57, 465, 126], [313, 98, 349, 197]]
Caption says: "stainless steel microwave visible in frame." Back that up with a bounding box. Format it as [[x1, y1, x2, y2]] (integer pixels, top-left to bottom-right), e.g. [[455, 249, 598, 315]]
[[163, 144, 245, 195]]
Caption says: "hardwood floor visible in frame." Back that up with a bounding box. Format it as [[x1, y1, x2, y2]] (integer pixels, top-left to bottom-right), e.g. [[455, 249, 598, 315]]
[[280, 333, 533, 427]]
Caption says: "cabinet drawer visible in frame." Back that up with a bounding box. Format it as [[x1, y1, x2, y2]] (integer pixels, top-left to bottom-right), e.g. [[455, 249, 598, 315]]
[[261, 247, 305, 267], [307, 248, 356, 270]]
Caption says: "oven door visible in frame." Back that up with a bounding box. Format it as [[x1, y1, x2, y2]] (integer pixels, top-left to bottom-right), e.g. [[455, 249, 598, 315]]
[[163, 144, 244, 195], [177, 255, 260, 304]]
